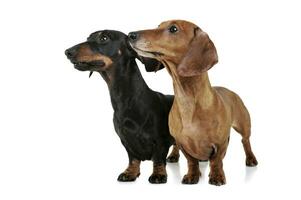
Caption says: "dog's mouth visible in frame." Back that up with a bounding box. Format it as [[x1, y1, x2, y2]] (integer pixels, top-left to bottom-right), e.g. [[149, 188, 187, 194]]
[[73, 60, 105, 71], [130, 44, 164, 58]]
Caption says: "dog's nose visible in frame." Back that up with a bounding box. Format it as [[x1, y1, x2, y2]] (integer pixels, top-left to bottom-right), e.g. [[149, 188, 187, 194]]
[[65, 48, 76, 59], [128, 32, 139, 41]]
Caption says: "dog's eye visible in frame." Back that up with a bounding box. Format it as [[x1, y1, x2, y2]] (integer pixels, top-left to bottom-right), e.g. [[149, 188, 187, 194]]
[[99, 35, 108, 42], [168, 25, 178, 33]]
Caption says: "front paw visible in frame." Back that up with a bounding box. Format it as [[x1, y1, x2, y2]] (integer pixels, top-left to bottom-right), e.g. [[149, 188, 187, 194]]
[[148, 174, 167, 184], [209, 173, 226, 186], [117, 172, 140, 182], [166, 155, 179, 163], [181, 174, 200, 184]]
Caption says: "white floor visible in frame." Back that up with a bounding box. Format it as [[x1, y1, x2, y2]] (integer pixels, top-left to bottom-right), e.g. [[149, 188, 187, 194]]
[[0, 113, 298, 199]]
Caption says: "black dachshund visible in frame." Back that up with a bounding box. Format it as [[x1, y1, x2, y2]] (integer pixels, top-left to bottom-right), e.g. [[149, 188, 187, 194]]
[[65, 30, 180, 183]]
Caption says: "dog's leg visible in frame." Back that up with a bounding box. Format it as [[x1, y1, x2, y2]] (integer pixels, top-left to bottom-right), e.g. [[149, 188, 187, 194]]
[[208, 143, 227, 186], [233, 120, 258, 166], [232, 99, 258, 167], [242, 137, 258, 166], [181, 149, 201, 184], [166, 145, 180, 163], [117, 158, 141, 182], [149, 146, 168, 184], [148, 162, 167, 184]]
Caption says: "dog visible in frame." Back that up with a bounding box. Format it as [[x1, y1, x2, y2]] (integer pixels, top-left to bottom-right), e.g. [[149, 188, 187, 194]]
[[128, 20, 258, 185], [65, 30, 180, 183]]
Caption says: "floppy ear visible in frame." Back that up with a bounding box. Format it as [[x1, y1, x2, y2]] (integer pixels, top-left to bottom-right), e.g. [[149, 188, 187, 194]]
[[177, 30, 218, 77], [138, 57, 164, 72]]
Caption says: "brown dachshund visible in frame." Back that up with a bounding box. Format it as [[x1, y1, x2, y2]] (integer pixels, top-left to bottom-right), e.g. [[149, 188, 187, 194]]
[[128, 20, 258, 186]]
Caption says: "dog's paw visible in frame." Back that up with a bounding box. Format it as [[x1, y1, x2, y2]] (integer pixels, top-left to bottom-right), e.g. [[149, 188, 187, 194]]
[[117, 172, 139, 182], [181, 174, 200, 184], [166, 155, 179, 163], [148, 174, 167, 184], [209, 173, 226, 186], [246, 155, 258, 167]]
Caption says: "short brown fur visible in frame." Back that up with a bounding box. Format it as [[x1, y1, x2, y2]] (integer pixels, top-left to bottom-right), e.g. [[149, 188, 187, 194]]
[[130, 20, 258, 185]]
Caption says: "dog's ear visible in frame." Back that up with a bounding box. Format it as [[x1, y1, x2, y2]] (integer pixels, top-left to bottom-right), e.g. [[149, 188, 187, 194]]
[[139, 57, 164, 72], [177, 30, 218, 77]]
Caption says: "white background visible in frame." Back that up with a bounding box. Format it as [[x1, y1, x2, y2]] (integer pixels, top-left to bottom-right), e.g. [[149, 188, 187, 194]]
[[0, 0, 300, 199]]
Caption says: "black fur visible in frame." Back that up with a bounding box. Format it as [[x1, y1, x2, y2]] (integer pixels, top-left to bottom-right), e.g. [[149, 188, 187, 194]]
[[65, 30, 174, 183]]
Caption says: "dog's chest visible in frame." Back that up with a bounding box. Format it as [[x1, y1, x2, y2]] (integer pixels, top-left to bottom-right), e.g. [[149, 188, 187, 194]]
[[168, 105, 219, 160], [113, 112, 154, 159], [173, 125, 214, 160]]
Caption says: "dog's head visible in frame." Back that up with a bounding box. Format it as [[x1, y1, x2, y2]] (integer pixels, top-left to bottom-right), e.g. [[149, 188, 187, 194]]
[[65, 30, 163, 78], [128, 20, 218, 77]]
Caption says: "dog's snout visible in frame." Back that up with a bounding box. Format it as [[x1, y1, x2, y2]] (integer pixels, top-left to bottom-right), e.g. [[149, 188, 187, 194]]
[[65, 48, 76, 59], [128, 32, 139, 41]]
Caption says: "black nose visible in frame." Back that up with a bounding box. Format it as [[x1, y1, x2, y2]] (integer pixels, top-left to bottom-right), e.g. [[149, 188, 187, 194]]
[[128, 32, 139, 41], [65, 48, 76, 59]]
